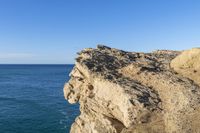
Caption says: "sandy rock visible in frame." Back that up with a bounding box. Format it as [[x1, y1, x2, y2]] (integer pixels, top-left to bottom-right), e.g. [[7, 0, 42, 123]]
[[64, 45, 200, 133], [171, 48, 200, 85]]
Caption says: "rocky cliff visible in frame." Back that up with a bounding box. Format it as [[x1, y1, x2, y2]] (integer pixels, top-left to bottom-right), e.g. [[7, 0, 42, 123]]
[[64, 45, 200, 133]]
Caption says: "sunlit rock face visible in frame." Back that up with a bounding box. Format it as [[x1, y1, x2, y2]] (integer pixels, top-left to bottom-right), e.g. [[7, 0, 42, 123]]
[[64, 45, 200, 133], [171, 48, 200, 85]]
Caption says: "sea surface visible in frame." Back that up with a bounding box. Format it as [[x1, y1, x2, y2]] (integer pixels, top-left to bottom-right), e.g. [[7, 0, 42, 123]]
[[0, 65, 80, 133]]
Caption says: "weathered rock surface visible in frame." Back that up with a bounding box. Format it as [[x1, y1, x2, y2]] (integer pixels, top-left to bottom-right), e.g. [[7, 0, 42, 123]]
[[64, 45, 200, 133], [171, 48, 200, 85]]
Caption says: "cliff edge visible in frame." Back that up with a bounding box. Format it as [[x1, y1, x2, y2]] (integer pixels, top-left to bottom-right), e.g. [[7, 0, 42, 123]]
[[64, 45, 200, 133]]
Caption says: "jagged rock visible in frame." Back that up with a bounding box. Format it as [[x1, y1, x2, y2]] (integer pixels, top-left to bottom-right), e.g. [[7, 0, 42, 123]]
[[64, 45, 200, 133]]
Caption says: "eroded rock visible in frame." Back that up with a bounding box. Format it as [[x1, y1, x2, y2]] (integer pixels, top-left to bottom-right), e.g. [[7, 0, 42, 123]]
[[171, 48, 200, 85], [64, 45, 200, 133]]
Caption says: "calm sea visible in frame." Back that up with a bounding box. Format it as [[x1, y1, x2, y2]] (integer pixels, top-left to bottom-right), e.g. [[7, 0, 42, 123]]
[[0, 65, 79, 133]]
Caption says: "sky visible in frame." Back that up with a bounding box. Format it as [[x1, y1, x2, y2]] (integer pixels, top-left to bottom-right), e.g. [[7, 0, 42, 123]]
[[0, 0, 200, 64]]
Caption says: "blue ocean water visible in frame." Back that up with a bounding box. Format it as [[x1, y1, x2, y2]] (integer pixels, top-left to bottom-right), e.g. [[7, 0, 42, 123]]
[[0, 65, 79, 133]]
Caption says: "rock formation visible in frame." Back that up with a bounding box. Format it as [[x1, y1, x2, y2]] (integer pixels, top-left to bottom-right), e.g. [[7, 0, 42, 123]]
[[64, 45, 200, 133]]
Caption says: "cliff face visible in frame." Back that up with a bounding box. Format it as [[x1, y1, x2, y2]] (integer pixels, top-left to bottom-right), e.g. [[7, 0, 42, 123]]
[[64, 45, 200, 133]]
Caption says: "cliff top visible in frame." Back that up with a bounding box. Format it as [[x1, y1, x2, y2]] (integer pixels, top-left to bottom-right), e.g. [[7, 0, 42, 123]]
[[64, 45, 200, 133]]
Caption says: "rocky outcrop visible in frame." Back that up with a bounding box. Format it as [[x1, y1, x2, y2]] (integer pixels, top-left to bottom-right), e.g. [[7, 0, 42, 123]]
[[171, 48, 200, 85], [64, 45, 200, 133]]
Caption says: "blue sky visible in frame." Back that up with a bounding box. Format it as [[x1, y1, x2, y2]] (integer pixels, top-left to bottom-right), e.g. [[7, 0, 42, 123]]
[[0, 0, 199, 64]]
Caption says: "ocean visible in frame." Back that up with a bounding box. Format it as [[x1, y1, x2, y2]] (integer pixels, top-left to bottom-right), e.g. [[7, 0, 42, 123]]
[[0, 65, 80, 133]]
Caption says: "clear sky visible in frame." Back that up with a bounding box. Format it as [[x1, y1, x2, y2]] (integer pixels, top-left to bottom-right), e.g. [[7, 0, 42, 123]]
[[0, 0, 199, 64]]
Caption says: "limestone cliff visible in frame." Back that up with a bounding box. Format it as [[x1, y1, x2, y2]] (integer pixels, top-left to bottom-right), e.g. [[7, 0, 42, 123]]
[[64, 45, 200, 133]]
